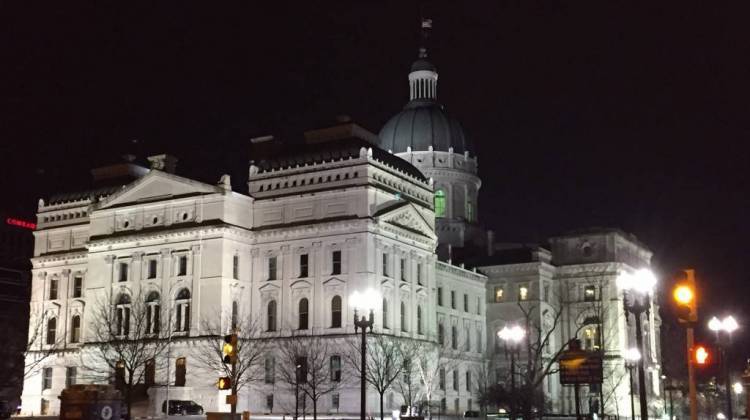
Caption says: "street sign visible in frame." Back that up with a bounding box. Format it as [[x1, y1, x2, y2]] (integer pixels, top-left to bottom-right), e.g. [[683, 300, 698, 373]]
[[559, 342, 603, 384]]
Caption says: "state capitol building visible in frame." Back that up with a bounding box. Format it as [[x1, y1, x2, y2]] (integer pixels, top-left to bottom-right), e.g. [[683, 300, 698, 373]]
[[21, 22, 664, 419]]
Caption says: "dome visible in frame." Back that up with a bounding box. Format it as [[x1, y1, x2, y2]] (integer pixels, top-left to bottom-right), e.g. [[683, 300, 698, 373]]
[[377, 99, 470, 154], [410, 58, 436, 72]]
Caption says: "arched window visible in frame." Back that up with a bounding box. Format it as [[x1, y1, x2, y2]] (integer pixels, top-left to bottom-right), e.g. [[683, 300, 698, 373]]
[[451, 325, 458, 349], [400, 302, 407, 332], [70, 315, 81, 343], [417, 306, 423, 335], [116, 294, 131, 336], [331, 296, 342, 328], [382, 299, 389, 329], [231, 301, 238, 330], [146, 292, 160, 335], [267, 300, 277, 332], [175, 289, 191, 333], [434, 189, 446, 217], [46, 317, 57, 344], [298, 298, 309, 330], [438, 323, 445, 345], [175, 357, 186, 387]]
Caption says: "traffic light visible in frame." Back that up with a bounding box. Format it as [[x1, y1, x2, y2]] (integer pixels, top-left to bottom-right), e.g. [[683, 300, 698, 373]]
[[672, 269, 697, 323], [691, 345, 711, 366], [223, 333, 238, 364], [217, 376, 232, 390]]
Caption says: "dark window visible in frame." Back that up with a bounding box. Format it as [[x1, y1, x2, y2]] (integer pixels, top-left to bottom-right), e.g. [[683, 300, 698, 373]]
[[400, 302, 407, 332], [265, 357, 275, 384], [437, 287, 443, 306], [417, 264, 423, 285], [382, 299, 389, 329], [46, 318, 57, 344], [464, 294, 469, 312], [66, 366, 77, 387], [145, 359, 155, 387], [49, 279, 58, 300], [267, 300, 277, 331], [231, 301, 238, 330], [438, 323, 445, 345], [451, 290, 456, 309], [115, 361, 125, 390], [452, 326, 458, 349], [175, 357, 186, 386], [232, 255, 239, 279], [382, 253, 389, 277], [146, 292, 160, 334], [453, 369, 459, 391], [175, 289, 190, 332], [73, 276, 83, 298], [330, 355, 342, 382], [265, 395, 274, 411], [147, 260, 158, 279], [70, 315, 81, 343], [42, 367, 52, 390], [300, 254, 309, 277], [439, 368, 446, 390], [330, 250, 342, 275], [298, 298, 309, 330], [466, 371, 472, 391], [332, 393, 340, 410], [178, 256, 188, 276], [296, 357, 308, 384], [118, 263, 128, 282], [268, 257, 277, 280], [331, 295, 342, 328], [400, 258, 407, 281], [417, 306, 423, 335]]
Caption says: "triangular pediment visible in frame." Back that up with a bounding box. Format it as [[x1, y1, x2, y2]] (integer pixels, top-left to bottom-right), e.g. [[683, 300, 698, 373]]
[[375, 201, 437, 240], [97, 170, 222, 209]]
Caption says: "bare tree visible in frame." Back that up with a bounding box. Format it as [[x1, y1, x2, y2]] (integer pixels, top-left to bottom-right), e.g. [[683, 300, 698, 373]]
[[278, 334, 341, 420], [193, 309, 267, 408], [82, 290, 168, 420], [345, 333, 405, 420], [0, 311, 64, 389], [472, 358, 492, 416]]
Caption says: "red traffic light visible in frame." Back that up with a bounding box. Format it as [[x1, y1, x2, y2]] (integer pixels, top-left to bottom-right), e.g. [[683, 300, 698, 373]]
[[691, 345, 711, 365], [217, 376, 232, 390]]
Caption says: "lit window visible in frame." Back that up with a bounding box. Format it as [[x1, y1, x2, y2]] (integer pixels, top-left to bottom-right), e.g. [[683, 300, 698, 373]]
[[584, 285, 597, 302], [434, 189, 446, 217], [493, 287, 504, 303], [582, 325, 601, 350], [518, 285, 529, 301]]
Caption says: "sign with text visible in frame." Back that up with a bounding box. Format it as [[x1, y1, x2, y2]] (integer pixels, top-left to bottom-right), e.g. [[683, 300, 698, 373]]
[[559, 346, 603, 385]]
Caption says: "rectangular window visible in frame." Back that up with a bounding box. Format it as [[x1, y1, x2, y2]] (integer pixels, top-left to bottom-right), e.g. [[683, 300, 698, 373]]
[[300, 254, 309, 277], [296, 357, 308, 384], [464, 294, 469, 312], [265, 395, 274, 411], [268, 256, 277, 280], [147, 259, 158, 279], [332, 393, 340, 410], [400, 258, 407, 281], [451, 290, 456, 309], [178, 255, 188, 276], [417, 263, 422, 285], [439, 367, 446, 390], [476, 296, 481, 315], [332, 250, 341, 275], [66, 367, 77, 387], [584, 285, 597, 302], [42, 367, 52, 390], [494, 287, 504, 302], [41, 399, 49, 416], [437, 287, 443, 306], [330, 355, 342, 382], [232, 255, 239, 279], [466, 370, 471, 391], [543, 284, 550, 302], [518, 285, 529, 301], [175, 357, 186, 387], [118, 262, 128, 282], [452, 369, 459, 391], [73, 276, 83, 298], [265, 357, 275, 384], [49, 279, 58, 300], [382, 253, 389, 277]]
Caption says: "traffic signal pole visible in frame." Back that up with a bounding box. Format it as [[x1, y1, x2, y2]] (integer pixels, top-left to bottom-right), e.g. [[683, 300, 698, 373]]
[[686, 327, 698, 420]]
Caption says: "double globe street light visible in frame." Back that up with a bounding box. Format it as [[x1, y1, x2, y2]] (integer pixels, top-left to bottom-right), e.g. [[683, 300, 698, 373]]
[[350, 288, 380, 420], [708, 315, 740, 420], [617, 268, 657, 420], [497, 325, 526, 420]]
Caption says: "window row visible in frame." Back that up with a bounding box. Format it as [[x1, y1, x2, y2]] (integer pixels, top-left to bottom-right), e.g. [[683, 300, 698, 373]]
[[42, 210, 87, 223], [47, 274, 84, 300], [262, 354, 343, 384], [41, 366, 77, 391], [436, 287, 481, 314], [115, 254, 190, 283], [267, 250, 342, 281], [380, 253, 424, 285], [438, 367, 473, 393], [437, 323, 483, 353]]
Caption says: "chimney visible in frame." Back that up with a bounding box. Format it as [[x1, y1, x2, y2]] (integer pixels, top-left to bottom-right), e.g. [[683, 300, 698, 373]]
[[147, 154, 178, 174]]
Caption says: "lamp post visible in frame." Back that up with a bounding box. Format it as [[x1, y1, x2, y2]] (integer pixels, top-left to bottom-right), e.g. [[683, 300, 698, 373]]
[[708, 315, 740, 420], [498, 325, 526, 420], [617, 268, 657, 420], [624, 348, 642, 420], [351, 288, 378, 420]]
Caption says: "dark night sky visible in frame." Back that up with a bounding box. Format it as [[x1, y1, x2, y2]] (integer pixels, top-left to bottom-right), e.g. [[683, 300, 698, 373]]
[[2, 3, 749, 370]]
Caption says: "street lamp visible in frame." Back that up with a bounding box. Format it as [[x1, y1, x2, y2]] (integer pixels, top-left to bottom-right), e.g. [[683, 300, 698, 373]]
[[624, 348, 642, 420], [708, 315, 740, 420], [498, 325, 525, 420], [617, 268, 657, 420], [351, 288, 379, 420]]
